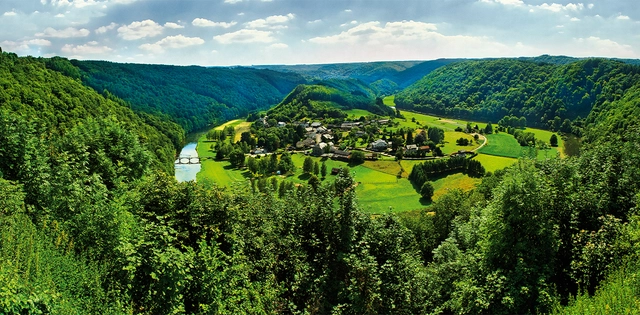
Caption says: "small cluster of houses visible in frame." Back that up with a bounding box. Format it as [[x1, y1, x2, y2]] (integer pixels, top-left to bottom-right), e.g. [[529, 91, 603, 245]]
[[254, 118, 394, 159], [404, 144, 431, 154]]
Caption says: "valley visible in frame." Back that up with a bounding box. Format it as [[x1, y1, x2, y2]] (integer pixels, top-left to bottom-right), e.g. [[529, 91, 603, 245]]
[[3, 50, 640, 314], [188, 104, 562, 214]]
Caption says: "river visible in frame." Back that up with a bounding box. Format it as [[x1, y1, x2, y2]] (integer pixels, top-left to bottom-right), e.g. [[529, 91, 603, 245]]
[[174, 142, 201, 182]]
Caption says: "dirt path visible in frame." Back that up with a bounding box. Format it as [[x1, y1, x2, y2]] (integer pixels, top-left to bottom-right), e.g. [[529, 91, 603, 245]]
[[471, 133, 488, 152]]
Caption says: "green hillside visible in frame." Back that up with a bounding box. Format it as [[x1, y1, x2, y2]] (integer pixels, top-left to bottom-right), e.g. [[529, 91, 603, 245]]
[[71, 60, 307, 133], [395, 58, 640, 130], [267, 79, 394, 121]]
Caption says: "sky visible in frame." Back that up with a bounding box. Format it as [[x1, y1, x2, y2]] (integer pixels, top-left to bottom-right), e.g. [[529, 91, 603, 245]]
[[1, 0, 639, 66]]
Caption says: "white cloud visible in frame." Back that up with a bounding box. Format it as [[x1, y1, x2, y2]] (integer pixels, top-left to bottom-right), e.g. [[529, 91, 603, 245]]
[[3, 11, 17, 16], [55, 13, 65, 17], [1, 39, 51, 52], [37, 27, 90, 38], [61, 42, 113, 54], [224, 0, 242, 3], [310, 20, 438, 45], [536, 3, 584, 12], [96, 22, 117, 34], [588, 3, 594, 9], [269, 43, 288, 49], [117, 20, 163, 40], [572, 36, 635, 57], [26, 39, 52, 46], [192, 18, 237, 28], [340, 20, 358, 27], [344, 9, 352, 12], [570, 17, 580, 21], [617, 14, 630, 20], [139, 35, 205, 53], [214, 29, 275, 44], [246, 13, 295, 29], [308, 19, 322, 24], [164, 22, 184, 29]]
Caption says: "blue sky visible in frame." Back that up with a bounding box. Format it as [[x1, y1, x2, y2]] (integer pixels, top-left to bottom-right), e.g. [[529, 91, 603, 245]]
[[1, 0, 639, 65]]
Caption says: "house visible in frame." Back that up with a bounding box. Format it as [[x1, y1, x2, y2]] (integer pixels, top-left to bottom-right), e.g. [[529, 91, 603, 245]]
[[332, 149, 351, 161], [296, 122, 309, 128], [296, 138, 316, 149], [277, 122, 286, 128], [370, 139, 388, 151], [305, 127, 314, 133], [253, 148, 266, 155], [321, 134, 334, 142], [419, 145, 431, 152], [331, 168, 341, 175], [405, 144, 418, 153], [311, 122, 322, 128], [312, 142, 328, 156], [316, 126, 328, 134], [378, 119, 390, 125], [341, 122, 354, 129]]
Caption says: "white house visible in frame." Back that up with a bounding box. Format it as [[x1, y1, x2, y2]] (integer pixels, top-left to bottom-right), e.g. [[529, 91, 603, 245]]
[[370, 139, 388, 151]]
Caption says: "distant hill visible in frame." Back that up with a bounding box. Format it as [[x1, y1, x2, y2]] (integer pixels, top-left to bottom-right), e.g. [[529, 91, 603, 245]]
[[267, 79, 394, 122], [71, 60, 307, 133], [395, 58, 640, 130], [255, 60, 453, 95], [254, 61, 421, 84]]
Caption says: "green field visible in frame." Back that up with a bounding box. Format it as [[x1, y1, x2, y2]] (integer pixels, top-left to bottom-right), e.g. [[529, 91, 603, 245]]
[[344, 109, 377, 118], [382, 95, 395, 106], [479, 133, 523, 158], [473, 154, 518, 173], [442, 131, 481, 154]]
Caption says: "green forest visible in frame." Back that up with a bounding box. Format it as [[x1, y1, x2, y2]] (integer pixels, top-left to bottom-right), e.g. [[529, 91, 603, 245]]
[[395, 58, 640, 133], [266, 78, 394, 122], [2, 50, 640, 314], [71, 60, 307, 133]]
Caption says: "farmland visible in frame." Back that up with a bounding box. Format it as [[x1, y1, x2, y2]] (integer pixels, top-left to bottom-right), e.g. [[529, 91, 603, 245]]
[[190, 107, 564, 214]]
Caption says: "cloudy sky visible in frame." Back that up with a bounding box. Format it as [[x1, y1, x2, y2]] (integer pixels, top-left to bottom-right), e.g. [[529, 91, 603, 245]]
[[1, 0, 639, 66]]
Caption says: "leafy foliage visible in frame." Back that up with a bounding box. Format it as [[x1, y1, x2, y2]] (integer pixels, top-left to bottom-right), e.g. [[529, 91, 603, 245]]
[[267, 79, 394, 121], [71, 60, 306, 132], [395, 58, 640, 130]]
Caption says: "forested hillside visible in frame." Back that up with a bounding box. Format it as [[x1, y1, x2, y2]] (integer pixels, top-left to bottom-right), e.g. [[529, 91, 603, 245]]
[[71, 60, 307, 133], [395, 58, 640, 131], [266, 78, 394, 121], [0, 52, 178, 172], [2, 51, 640, 314]]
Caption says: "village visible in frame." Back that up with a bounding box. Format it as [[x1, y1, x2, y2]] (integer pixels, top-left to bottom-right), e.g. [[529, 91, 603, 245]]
[[252, 115, 439, 163]]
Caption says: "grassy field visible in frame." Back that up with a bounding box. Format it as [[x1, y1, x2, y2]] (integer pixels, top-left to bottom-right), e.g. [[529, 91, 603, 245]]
[[431, 173, 482, 200], [479, 133, 523, 158], [442, 131, 481, 154], [473, 154, 518, 173], [383, 95, 395, 106], [344, 109, 376, 118], [523, 127, 565, 157]]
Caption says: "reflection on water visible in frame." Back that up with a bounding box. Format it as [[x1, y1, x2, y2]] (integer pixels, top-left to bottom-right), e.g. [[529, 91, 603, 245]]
[[175, 142, 201, 182]]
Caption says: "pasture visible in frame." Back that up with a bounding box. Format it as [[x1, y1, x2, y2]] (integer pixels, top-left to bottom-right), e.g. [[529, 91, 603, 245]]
[[478, 133, 523, 158], [473, 154, 518, 173]]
